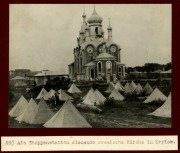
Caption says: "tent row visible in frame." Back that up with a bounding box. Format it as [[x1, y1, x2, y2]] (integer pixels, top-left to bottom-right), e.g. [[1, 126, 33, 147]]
[[82, 87, 125, 106], [105, 81, 153, 96], [9, 96, 92, 128], [36, 83, 82, 101]]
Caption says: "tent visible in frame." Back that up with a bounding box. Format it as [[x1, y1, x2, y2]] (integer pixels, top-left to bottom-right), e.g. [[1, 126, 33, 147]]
[[31, 98, 54, 124], [82, 88, 96, 106], [143, 88, 167, 103], [143, 83, 153, 95], [15, 98, 37, 123], [44, 89, 57, 100], [124, 82, 136, 94], [44, 99, 92, 128], [36, 88, 48, 100], [114, 81, 124, 92], [148, 93, 171, 118], [131, 81, 137, 89], [94, 89, 106, 105], [9, 96, 28, 117], [68, 83, 82, 94], [82, 89, 106, 106], [105, 82, 115, 93], [109, 89, 125, 101], [134, 83, 143, 95], [82, 87, 94, 100], [58, 89, 73, 101]]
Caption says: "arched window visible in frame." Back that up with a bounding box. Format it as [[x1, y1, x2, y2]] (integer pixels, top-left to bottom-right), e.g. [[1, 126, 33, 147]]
[[90, 68, 95, 79], [97, 61, 102, 73], [106, 61, 112, 75], [95, 27, 98, 36], [80, 57, 83, 72]]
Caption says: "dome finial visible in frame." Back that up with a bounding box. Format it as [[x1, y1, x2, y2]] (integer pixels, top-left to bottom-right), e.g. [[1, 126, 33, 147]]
[[93, 4, 96, 13], [82, 5, 86, 18], [108, 17, 112, 30]]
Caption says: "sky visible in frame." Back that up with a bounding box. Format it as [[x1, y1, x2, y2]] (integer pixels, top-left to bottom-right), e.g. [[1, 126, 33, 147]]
[[9, 4, 171, 73]]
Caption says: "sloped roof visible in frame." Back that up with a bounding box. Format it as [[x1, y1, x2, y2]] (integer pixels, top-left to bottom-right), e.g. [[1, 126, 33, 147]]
[[162, 69, 171, 73], [34, 71, 67, 77], [95, 52, 116, 60], [153, 70, 162, 73], [11, 76, 26, 80], [84, 61, 96, 67]]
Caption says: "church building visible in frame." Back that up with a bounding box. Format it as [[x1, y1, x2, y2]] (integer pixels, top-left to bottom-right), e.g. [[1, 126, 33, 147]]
[[68, 6, 125, 81]]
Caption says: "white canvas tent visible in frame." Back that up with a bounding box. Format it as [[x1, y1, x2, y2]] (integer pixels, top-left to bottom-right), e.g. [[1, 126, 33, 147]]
[[82, 87, 94, 100], [30, 98, 54, 124], [44, 99, 92, 128], [82, 88, 106, 106], [68, 83, 82, 94], [9, 96, 28, 117], [124, 82, 136, 94], [36, 88, 48, 100], [58, 89, 73, 101], [114, 81, 124, 92], [143, 83, 153, 95], [105, 82, 115, 93], [109, 89, 125, 101], [131, 81, 137, 89], [15, 98, 37, 123], [82, 88, 96, 106], [148, 93, 171, 118], [94, 89, 106, 105], [134, 83, 143, 95], [44, 89, 57, 100], [143, 88, 167, 103]]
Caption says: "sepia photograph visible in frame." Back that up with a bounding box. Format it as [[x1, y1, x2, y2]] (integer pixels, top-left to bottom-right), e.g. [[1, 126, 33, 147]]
[[9, 4, 171, 128]]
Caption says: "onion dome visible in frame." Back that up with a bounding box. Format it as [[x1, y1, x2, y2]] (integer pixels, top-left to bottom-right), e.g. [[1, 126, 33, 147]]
[[87, 6, 103, 24]]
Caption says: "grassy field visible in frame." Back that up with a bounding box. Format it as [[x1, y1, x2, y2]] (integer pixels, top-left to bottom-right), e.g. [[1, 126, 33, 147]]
[[8, 82, 171, 128]]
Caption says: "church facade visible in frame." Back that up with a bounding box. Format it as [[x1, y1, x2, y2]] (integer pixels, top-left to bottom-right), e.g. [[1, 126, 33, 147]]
[[68, 7, 125, 81]]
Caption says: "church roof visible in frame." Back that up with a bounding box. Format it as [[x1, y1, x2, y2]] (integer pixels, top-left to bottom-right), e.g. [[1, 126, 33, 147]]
[[87, 7, 103, 24], [84, 61, 96, 67], [95, 52, 116, 60], [34, 71, 66, 77]]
